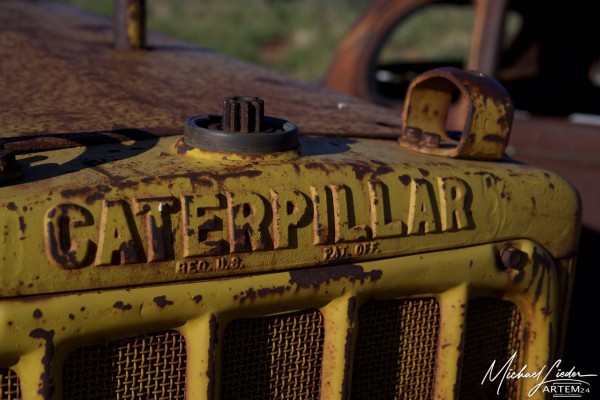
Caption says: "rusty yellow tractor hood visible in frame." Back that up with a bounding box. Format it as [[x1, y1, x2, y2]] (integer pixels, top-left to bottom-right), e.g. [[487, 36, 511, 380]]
[[0, 1, 579, 298]]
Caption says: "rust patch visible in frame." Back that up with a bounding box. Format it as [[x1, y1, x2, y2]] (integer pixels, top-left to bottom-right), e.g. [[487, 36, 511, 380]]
[[6, 202, 17, 211], [29, 328, 55, 398], [175, 138, 193, 155], [193, 294, 203, 304], [160, 169, 262, 182], [399, 174, 411, 186], [527, 248, 553, 306], [18, 216, 26, 234], [61, 185, 111, 205], [113, 301, 132, 311], [482, 134, 505, 143], [370, 160, 394, 179], [257, 285, 288, 298], [33, 308, 43, 319], [474, 171, 501, 186], [195, 178, 214, 187], [348, 160, 394, 180], [541, 305, 552, 316], [153, 295, 174, 308], [61, 186, 101, 198], [288, 264, 382, 290], [68, 314, 75, 320], [350, 161, 372, 180], [93, 166, 139, 190], [304, 162, 331, 172], [292, 163, 301, 175], [84, 185, 112, 204], [236, 288, 256, 304], [500, 190, 512, 201]]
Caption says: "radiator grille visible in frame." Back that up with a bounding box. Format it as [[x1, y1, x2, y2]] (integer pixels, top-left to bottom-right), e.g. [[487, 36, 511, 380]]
[[459, 298, 522, 399], [221, 309, 325, 399], [0, 369, 20, 400], [63, 330, 186, 400], [351, 298, 440, 399]]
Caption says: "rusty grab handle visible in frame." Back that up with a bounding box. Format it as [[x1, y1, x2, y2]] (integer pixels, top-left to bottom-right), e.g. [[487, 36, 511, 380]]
[[400, 67, 514, 161]]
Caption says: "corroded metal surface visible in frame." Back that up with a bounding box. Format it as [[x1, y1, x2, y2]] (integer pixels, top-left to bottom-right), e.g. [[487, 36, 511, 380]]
[[0, 1, 401, 145]]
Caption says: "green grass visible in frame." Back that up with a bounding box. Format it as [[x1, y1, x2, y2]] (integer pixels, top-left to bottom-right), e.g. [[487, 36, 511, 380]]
[[63, 0, 368, 81], [61, 0, 476, 81], [379, 3, 473, 64]]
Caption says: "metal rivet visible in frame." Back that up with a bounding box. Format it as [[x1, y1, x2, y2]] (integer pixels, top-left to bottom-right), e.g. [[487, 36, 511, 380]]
[[402, 126, 422, 143], [421, 132, 441, 148], [499, 245, 527, 270]]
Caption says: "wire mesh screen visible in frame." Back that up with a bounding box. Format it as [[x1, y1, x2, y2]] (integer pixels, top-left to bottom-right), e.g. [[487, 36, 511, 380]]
[[63, 330, 186, 400], [0, 369, 20, 400], [221, 308, 325, 399], [458, 298, 522, 399], [351, 297, 440, 399]]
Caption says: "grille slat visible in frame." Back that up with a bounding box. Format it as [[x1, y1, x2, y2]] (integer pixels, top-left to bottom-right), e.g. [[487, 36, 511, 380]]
[[221, 309, 324, 399], [458, 298, 522, 399], [0, 369, 20, 400], [63, 330, 186, 400], [351, 298, 440, 400]]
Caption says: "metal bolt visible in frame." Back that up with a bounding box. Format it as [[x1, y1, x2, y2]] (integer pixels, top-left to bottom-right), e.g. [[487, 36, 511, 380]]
[[499, 245, 526, 270], [223, 96, 265, 133], [421, 132, 441, 148], [402, 126, 422, 143]]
